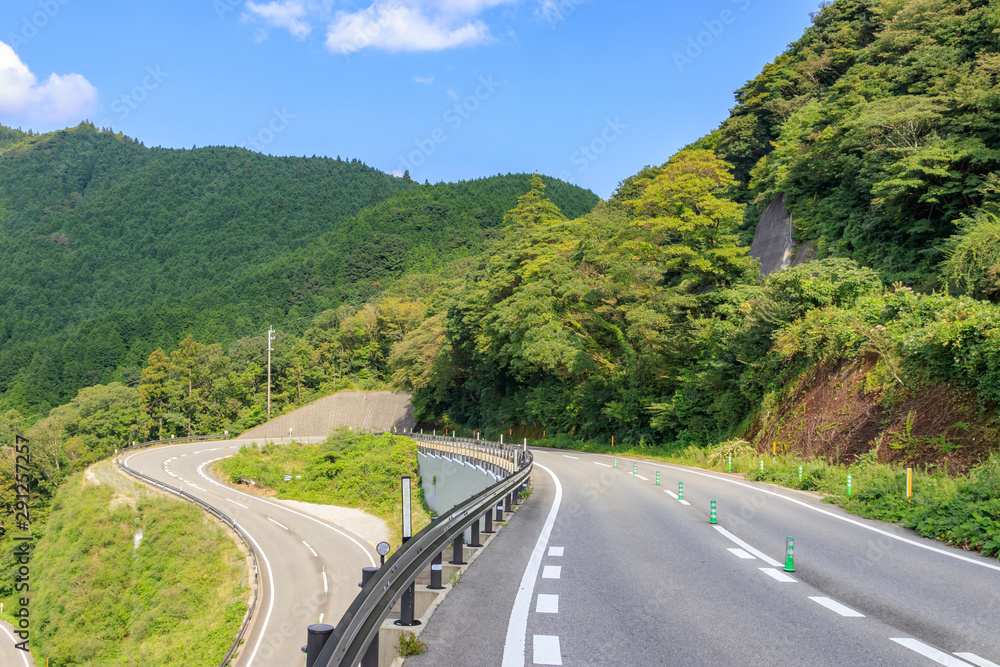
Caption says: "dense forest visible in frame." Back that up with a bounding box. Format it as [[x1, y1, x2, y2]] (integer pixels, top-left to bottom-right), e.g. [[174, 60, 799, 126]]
[[5, 0, 1000, 538]]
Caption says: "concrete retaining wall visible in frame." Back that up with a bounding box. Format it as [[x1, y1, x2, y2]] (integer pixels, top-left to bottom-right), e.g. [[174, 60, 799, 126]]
[[417, 452, 499, 515], [239, 390, 415, 441]]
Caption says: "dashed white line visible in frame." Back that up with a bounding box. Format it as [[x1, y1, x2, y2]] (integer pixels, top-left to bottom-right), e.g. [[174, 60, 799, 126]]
[[562, 455, 580, 460], [728, 548, 755, 560], [303, 541, 318, 557], [185, 482, 206, 492], [533, 635, 563, 666], [635, 474, 649, 481], [547, 547, 564, 557], [890, 638, 971, 666], [541, 565, 561, 579], [226, 498, 248, 509], [268, 517, 289, 531], [322, 570, 328, 595], [536, 594, 559, 614], [808, 596, 864, 617], [759, 568, 797, 583], [593, 462, 612, 468], [955, 652, 1000, 667], [713, 526, 782, 567]]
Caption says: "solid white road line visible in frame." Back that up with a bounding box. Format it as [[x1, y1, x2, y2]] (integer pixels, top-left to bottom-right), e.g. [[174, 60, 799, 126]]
[[955, 652, 1000, 667], [890, 638, 972, 666], [0, 622, 30, 667], [713, 526, 783, 567], [502, 463, 563, 667], [240, 525, 275, 666], [536, 594, 559, 614], [547, 547, 564, 557], [728, 548, 756, 560], [303, 541, 319, 557], [759, 567, 797, 583], [541, 566, 561, 579], [533, 635, 563, 666], [808, 596, 865, 617]]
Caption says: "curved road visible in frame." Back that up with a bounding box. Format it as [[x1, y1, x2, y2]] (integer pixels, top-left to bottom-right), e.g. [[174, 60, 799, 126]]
[[123, 438, 377, 667], [409, 448, 1000, 666], [1, 619, 33, 667]]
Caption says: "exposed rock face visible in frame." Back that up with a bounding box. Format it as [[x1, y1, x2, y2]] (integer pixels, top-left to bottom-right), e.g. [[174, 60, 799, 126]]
[[749, 195, 814, 274], [239, 390, 415, 440]]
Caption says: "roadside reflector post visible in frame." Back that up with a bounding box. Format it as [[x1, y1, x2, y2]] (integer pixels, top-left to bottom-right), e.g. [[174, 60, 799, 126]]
[[613, 457, 617, 469], [710, 500, 717, 525], [760, 459, 764, 473], [428, 518, 444, 590], [655, 471, 660, 486], [847, 473, 852, 496], [633, 462, 637, 476], [302, 624, 335, 667], [907, 468, 913, 502], [799, 466, 803, 482], [728, 454, 732, 473], [784, 536, 795, 572], [678, 482, 684, 501]]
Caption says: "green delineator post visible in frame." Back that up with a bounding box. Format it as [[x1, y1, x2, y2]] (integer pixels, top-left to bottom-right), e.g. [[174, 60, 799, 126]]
[[799, 466, 803, 482], [613, 457, 617, 469], [710, 500, 717, 524], [847, 473, 852, 496], [655, 471, 660, 486], [760, 459, 764, 472], [678, 482, 684, 501], [784, 536, 795, 572], [633, 462, 637, 475], [728, 454, 732, 473]]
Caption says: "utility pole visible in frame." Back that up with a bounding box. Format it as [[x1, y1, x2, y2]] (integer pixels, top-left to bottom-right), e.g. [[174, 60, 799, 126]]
[[267, 326, 274, 418]]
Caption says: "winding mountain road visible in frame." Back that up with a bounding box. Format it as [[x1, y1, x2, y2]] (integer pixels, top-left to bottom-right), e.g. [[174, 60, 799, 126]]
[[409, 448, 1000, 666], [123, 438, 377, 667]]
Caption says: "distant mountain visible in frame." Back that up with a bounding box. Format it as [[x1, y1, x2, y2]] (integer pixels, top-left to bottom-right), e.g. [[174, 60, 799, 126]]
[[0, 123, 599, 413]]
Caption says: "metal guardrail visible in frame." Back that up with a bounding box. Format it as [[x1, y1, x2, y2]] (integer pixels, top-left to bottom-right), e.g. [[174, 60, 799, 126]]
[[314, 433, 532, 667], [115, 434, 256, 667]]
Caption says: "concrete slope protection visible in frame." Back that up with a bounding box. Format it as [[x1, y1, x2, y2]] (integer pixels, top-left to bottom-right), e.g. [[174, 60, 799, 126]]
[[749, 195, 813, 275], [409, 449, 1000, 666], [240, 391, 415, 441], [124, 438, 377, 667]]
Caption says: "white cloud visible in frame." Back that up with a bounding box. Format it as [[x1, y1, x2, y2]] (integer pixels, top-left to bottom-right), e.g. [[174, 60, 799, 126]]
[[325, 3, 492, 53], [0, 42, 97, 124], [242, 0, 313, 39], [414, 75, 435, 84]]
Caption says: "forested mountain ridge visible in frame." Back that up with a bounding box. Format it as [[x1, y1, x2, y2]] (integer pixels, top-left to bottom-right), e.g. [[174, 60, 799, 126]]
[[616, 0, 1000, 288], [0, 122, 598, 414]]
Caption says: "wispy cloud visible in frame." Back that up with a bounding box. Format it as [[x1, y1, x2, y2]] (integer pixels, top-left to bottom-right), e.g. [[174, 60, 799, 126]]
[[325, 3, 494, 54], [0, 41, 97, 124], [414, 75, 435, 84], [242, 0, 313, 40]]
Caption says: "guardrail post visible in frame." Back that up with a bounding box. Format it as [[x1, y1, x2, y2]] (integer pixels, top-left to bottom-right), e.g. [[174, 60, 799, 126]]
[[450, 531, 467, 565], [302, 624, 335, 667], [483, 506, 494, 534], [495, 501, 504, 524], [469, 515, 482, 547], [504, 491, 512, 513]]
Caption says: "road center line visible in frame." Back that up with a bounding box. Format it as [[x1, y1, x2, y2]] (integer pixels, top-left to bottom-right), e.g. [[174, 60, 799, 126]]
[[890, 638, 972, 666], [728, 548, 755, 560], [502, 463, 563, 667], [268, 517, 289, 531], [955, 652, 1000, 667], [759, 567, 797, 583], [593, 462, 612, 468], [714, 526, 782, 567], [635, 474, 649, 481], [809, 596, 865, 617], [562, 455, 579, 459]]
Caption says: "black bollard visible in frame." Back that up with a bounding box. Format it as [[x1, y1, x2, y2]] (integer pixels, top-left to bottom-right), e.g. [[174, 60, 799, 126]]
[[495, 502, 504, 523], [303, 624, 335, 667], [450, 530, 467, 565], [428, 518, 444, 590]]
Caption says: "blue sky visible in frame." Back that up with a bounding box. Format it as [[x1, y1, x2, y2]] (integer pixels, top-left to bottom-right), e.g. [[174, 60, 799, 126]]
[[1, 0, 820, 198]]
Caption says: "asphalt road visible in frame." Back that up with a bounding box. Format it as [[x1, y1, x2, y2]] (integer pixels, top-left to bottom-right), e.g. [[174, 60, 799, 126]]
[[123, 438, 377, 667], [408, 448, 1000, 666], [0, 619, 33, 667]]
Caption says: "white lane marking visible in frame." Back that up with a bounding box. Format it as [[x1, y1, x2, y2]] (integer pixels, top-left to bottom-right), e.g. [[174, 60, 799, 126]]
[[593, 462, 612, 468], [240, 524, 275, 667], [323, 570, 328, 595], [955, 653, 1000, 667], [728, 548, 755, 560], [226, 498, 249, 509], [185, 482, 206, 492], [502, 463, 563, 667], [541, 566, 561, 579], [547, 547, 564, 557], [303, 541, 319, 557], [666, 489, 678, 499], [679, 499, 691, 506], [562, 455, 579, 460], [533, 635, 563, 666], [759, 567, 797, 583], [536, 594, 559, 614], [714, 526, 782, 567], [808, 596, 865, 617], [891, 639, 972, 666], [268, 517, 289, 531], [0, 622, 31, 666], [319, 613, 324, 624], [635, 474, 649, 481], [638, 460, 1000, 573]]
